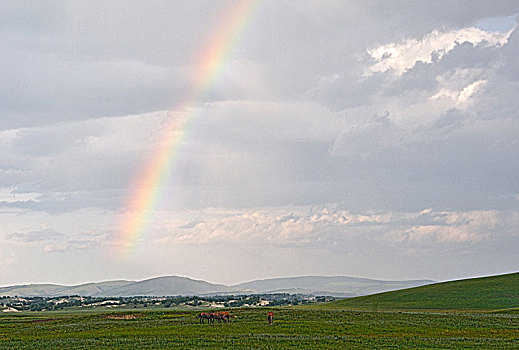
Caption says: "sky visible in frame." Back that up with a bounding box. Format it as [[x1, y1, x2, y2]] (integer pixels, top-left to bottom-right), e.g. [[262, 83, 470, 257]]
[[1, 0, 518, 286]]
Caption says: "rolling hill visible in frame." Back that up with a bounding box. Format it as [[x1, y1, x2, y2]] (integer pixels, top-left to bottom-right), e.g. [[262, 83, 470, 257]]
[[101, 276, 231, 297], [0, 281, 135, 298], [324, 271, 519, 311], [0, 284, 71, 297], [52, 280, 135, 296]]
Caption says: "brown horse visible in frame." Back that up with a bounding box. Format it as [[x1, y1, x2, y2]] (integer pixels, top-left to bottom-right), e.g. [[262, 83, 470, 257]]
[[199, 311, 234, 324], [212, 312, 225, 323], [198, 312, 213, 324], [219, 311, 230, 323]]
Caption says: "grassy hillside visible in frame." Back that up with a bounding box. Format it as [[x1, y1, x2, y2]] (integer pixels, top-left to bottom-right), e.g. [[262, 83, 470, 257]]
[[325, 272, 519, 311]]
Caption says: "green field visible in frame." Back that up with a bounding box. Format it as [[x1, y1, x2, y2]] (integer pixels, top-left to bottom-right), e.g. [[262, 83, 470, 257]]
[[2, 273, 519, 349], [326, 272, 519, 311], [0, 307, 518, 349]]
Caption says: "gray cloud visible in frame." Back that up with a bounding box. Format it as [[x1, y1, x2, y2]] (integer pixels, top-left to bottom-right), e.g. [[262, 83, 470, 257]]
[[3, 1, 517, 129], [5, 226, 109, 254]]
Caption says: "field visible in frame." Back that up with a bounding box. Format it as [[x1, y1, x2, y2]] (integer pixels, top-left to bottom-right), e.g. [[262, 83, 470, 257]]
[[1, 307, 518, 349], [328, 272, 519, 311], [2, 273, 519, 348]]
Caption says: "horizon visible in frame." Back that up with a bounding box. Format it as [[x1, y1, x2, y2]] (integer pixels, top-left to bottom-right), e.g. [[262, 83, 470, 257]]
[[1, 1, 518, 287], [6, 270, 519, 289], [5, 272, 434, 288]]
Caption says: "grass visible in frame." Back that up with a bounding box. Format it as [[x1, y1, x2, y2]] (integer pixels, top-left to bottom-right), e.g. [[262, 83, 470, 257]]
[[1, 307, 518, 349], [324, 272, 519, 311]]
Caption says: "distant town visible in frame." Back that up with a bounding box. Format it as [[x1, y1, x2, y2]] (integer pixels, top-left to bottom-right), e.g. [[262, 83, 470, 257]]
[[1, 294, 336, 312]]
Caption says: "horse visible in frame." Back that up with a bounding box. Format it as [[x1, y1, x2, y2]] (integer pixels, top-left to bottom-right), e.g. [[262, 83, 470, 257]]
[[218, 311, 230, 323], [212, 312, 225, 323], [198, 312, 213, 324]]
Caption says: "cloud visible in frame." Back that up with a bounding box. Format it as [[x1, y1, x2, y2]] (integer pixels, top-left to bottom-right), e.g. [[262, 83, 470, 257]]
[[0, 111, 182, 212], [6, 229, 64, 242], [387, 210, 505, 243], [328, 111, 403, 157], [43, 236, 104, 253], [6, 1, 516, 129], [0, 1, 241, 128], [0, 187, 39, 203], [366, 27, 512, 76], [158, 207, 353, 247], [4, 71, 517, 215], [151, 206, 519, 251], [455, 79, 487, 107], [5, 227, 109, 253]]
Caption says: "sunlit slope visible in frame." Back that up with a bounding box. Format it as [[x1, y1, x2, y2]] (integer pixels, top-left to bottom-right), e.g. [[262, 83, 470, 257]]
[[325, 272, 519, 310]]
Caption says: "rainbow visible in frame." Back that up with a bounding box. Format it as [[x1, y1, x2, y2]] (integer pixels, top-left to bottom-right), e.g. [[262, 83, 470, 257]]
[[118, 0, 262, 252]]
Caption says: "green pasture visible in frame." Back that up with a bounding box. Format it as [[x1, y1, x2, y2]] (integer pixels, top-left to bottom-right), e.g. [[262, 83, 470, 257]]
[[1, 307, 518, 349], [326, 272, 519, 311]]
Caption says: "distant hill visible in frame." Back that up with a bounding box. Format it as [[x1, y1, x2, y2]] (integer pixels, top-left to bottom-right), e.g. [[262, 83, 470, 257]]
[[0, 281, 135, 297], [102, 276, 230, 297], [55, 281, 134, 296], [232, 276, 433, 297], [0, 284, 70, 297], [0, 277, 228, 297], [324, 272, 519, 311], [0, 275, 433, 297]]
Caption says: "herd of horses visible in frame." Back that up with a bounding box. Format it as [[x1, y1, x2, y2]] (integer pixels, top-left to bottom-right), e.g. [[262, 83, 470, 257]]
[[198, 311, 274, 324], [197, 311, 233, 324]]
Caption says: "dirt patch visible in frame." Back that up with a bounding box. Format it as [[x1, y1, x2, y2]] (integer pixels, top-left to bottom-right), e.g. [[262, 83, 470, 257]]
[[103, 314, 141, 320], [28, 319, 55, 323]]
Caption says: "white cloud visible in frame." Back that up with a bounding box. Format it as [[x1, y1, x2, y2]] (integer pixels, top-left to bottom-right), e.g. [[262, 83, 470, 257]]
[[366, 27, 512, 76], [456, 79, 488, 107], [387, 210, 506, 243], [147, 206, 518, 250], [0, 188, 39, 203]]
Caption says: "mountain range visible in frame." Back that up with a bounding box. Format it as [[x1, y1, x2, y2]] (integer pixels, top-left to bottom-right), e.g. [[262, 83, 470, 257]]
[[0, 275, 434, 298]]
